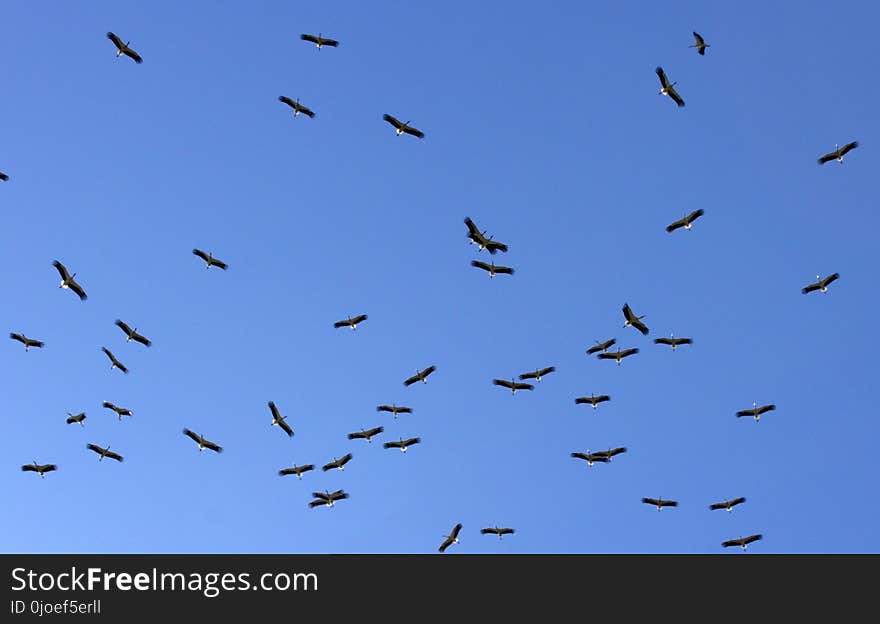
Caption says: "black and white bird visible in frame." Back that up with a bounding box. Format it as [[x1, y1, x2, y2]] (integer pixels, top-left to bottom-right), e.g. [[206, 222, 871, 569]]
[[481, 527, 515, 540], [597, 347, 639, 365], [66, 412, 87, 426], [102, 401, 132, 420], [21, 462, 58, 478], [300, 33, 339, 49], [278, 96, 316, 118], [309, 490, 349, 509], [575, 394, 611, 409], [376, 404, 413, 418], [106, 32, 142, 63], [571, 451, 610, 467], [493, 378, 534, 394], [817, 141, 858, 165], [333, 314, 368, 330], [464, 217, 509, 254], [10, 333, 44, 351], [654, 334, 693, 350], [722, 534, 763, 550], [383, 437, 421, 453], [666, 209, 704, 233], [268, 401, 294, 437], [709, 497, 746, 512], [404, 366, 436, 387], [689, 32, 709, 55], [101, 347, 128, 374], [439, 523, 463, 553], [642, 497, 679, 511], [471, 260, 514, 278], [347, 426, 384, 443], [622, 303, 649, 335], [382, 114, 424, 139], [586, 338, 616, 355], [736, 402, 776, 421], [322, 453, 353, 472], [182, 429, 223, 453], [192, 249, 228, 270], [519, 366, 556, 382], [655, 67, 685, 107], [52, 260, 87, 301], [114, 320, 152, 347], [86, 443, 124, 462], [802, 273, 840, 295], [278, 463, 315, 479]]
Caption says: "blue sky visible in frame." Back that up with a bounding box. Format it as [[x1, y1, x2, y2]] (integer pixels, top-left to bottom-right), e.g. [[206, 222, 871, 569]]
[[2, 1, 878, 554]]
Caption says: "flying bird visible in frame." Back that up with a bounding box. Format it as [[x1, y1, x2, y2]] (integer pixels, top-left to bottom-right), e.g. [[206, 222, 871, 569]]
[[192, 249, 228, 270], [0, 172, 8, 181], [309, 490, 349, 508], [268, 401, 294, 437], [322, 453, 353, 472], [519, 366, 556, 382], [114, 320, 151, 347], [586, 338, 616, 355], [471, 260, 514, 278], [107, 32, 142, 63], [439, 523, 463, 553], [597, 347, 639, 365], [383, 437, 421, 452], [300, 33, 339, 49], [817, 141, 858, 165], [722, 534, 763, 550], [622, 303, 649, 335], [464, 217, 509, 254], [655, 66, 685, 107], [802, 273, 840, 295], [654, 335, 693, 350], [575, 394, 611, 409], [21, 462, 57, 478], [333, 314, 368, 330], [493, 378, 534, 394], [182, 429, 223, 453], [52, 260, 87, 301], [66, 412, 87, 426], [736, 403, 776, 421], [101, 401, 132, 420], [481, 527, 515, 539], [278, 463, 314, 479], [404, 365, 436, 387], [571, 451, 610, 467], [10, 333, 44, 351], [666, 209, 705, 233], [376, 404, 413, 418], [278, 96, 316, 118], [348, 426, 385, 443], [595, 447, 628, 461], [642, 497, 679, 511], [689, 32, 709, 55], [86, 443, 123, 462], [383, 114, 425, 139], [709, 497, 747, 512], [101, 347, 128, 374]]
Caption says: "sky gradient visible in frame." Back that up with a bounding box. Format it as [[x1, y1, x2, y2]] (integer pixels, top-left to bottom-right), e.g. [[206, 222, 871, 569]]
[[2, 1, 878, 554]]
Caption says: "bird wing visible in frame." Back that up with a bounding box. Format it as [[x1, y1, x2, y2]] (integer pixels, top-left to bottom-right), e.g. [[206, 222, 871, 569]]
[[383, 441, 401, 449], [319, 37, 339, 47], [735, 409, 753, 417], [397, 406, 413, 413], [192, 249, 210, 262], [607, 447, 626, 456], [438, 537, 453, 552], [493, 379, 515, 389], [115, 319, 133, 336], [124, 48, 143, 64], [278, 419, 294, 437], [596, 353, 616, 360], [403, 374, 419, 386], [10, 333, 25, 344], [21, 464, 38, 472], [300, 34, 319, 44], [622, 304, 635, 323], [211, 258, 228, 270], [329, 490, 348, 500], [840, 141, 859, 155], [279, 467, 297, 476], [709, 502, 726, 510], [688, 208, 705, 222], [642, 498, 660, 506], [499, 528, 515, 535], [52, 260, 70, 281], [484, 240, 509, 254], [404, 125, 425, 139], [299, 465, 314, 473], [495, 266, 515, 274], [514, 382, 534, 391], [102, 347, 115, 362], [351, 314, 368, 325], [383, 114, 403, 129], [333, 320, 349, 328], [132, 332, 151, 347], [721, 539, 739, 548], [632, 319, 649, 335], [744, 534, 763, 544], [666, 86, 685, 107], [665, 218, 686, 232], [268, 401, 281, 421], [308, 499, 327, 508], [376, 405, 393, 412], [278, 95, 297, 109], [404, 437, 421, 446], [471, 260, 492, 272], [107, 32, 124, 49], [654, 338, 672, 345], [663, 500, 679, 507], [731, 497, 747, 506], [823, 272, 840, 287], [87, 443, 104, 455], [817, 150, 837, 164], [758, 404, 776, 414], [420, 365, 436, 378], [348, 431, 366, 440], [801, 281, 821, 294], [297, 104, 315, 117], [182, 429, 201, 444], [68, 279, 87, 301], [693, 32, 705, 46], [450, 523, 462, 538], [367, 426, 384, 437], [621, 348, 640, 357], [519, 371, 538, 380], [339, 453, 353, 465], [571, 452, 590, 461], [480, 528, 495, 534], [0, 172, 7, 181], [464, 217, 482, 239], [106, 450, 124, 462], [203, 439, 223, 453], [655, 67, 670, 88], [538, 366, 556, 377]]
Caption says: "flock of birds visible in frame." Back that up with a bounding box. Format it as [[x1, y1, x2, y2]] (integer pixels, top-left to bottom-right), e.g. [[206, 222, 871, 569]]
[[7, 25, 858, 555]]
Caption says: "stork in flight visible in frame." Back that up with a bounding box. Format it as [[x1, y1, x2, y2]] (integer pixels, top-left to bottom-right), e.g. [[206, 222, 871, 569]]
[[383, 437, 421, 453], [736, 402, 776, 421], [101, 347, 128, 374], [571, 451, 610, 467], [519, 366, 555, 382], [114, 320, 152, 347], [439, 523, 463, 553], [575, 394, 611, 409], [817, 142, 858, 165], [278, 463, 314, 479], [666, 209, 704, 233], [689, 32, 709, 55], [382, 114, 425, 139], [655, 67, 685, 107], [586, 338, 616, 355], [802, 273, 840, 295], [21, 462, 58, 478], [404, 366, 436, 387], [493, 378, 534, 394], [66, 412, 87, 426], [86, 443, 123, 462], [722, 534, 763, 550], [654, 334, 693, 351], [52, 260, 87, 301], [322, 453, 353, 472], [333, 314, 368, 330], [182, 429, 223, 453], [107, 32, 142, 63], [471, 260, 514, 278], [464, 217, 509, 254], [348, 426, 385, 443], [709, 497, 746, 513], [268, 401, 294, 437], [622, 303, 649, 335], [102, 401, 132, 421], [10, 333, 44, 351], [481, 526, 515, 540], [300, 33, 339, 49], [376, 404, 413, 418], [597, 347, 639, 365], [192, 249, 228, 270], [642, 496, 678, 511], [278, 96, 316, 118], [309, 490, 349, 508]]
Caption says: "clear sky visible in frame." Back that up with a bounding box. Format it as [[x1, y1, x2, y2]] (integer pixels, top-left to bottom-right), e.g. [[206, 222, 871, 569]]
[[2, 1, 878, 554]]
